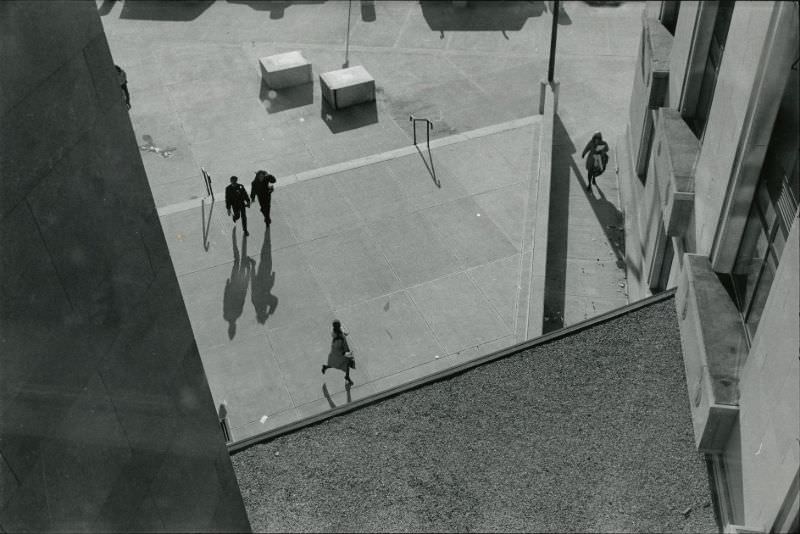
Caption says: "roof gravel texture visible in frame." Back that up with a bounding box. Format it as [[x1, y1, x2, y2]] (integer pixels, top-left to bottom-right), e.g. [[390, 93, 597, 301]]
[[232, 297, 719, 533]]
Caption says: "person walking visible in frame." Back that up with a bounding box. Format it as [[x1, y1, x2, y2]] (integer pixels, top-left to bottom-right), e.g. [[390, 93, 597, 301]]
[[321, 320, 355, 386], [226, 175, 251, 236], [250, 170, 276, 225], [115, 65, 130, 109], [581, 131, 610, 191]]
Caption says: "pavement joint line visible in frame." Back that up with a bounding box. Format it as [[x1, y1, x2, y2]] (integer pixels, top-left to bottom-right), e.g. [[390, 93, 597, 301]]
[[156, 115, 540, 218]]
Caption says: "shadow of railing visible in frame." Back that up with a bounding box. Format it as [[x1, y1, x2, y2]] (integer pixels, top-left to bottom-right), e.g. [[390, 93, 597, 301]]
[[415, 146, 440, 188], [201, 197, 215, 251]]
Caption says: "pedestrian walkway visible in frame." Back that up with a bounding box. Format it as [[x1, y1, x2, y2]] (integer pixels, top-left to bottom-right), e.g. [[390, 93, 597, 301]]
[[160, 118, 541, 440], [99, 0, 642, 442]]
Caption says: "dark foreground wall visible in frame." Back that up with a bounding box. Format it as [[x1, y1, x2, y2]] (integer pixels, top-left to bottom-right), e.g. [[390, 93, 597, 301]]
[[0, 1, 250, 531]]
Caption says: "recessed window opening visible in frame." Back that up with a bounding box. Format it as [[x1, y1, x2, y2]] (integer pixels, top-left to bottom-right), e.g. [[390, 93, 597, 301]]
[[730, 68, 799, 343], [688, 1, 734, 139]]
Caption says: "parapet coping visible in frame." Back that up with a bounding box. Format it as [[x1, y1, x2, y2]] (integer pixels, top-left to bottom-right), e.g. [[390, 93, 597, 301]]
[[228, 288, 677, 454], [157, 115, 542, 218]]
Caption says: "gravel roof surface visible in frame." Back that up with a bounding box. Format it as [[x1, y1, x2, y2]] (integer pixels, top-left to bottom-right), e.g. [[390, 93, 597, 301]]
[[232, 297, 719, 533]]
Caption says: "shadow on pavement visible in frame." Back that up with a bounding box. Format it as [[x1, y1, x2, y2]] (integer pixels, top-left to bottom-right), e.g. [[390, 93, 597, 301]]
[[97, 0, 116, 16], [570, 151, 626, 270], [201, 197, 215, 251], [223, 229, 253, 339], [260, 81, 314, 114], [118, 0, 214, 21], [421, 0, 545, 31], [556, 2, 572, 25], [415, 145, 440, 188], [321, 98, 378, 133], [544, 115, 627, 334], [226, 0, 325, 19], [322, 383, 336, 408], [322, 383, 352, 408], [251, 229, 278, 324], [360, 0, 376, 22], [543, 114, 572, 333]]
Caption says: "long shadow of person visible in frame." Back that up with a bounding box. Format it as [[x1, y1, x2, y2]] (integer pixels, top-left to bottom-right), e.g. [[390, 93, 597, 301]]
[[223, 228, 253, 339], [251, 228, 278, 324]]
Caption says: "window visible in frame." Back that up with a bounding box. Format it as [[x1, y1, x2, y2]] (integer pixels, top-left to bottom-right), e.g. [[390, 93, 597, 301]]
[[660, 0, 681, 35], [688, 2, 734, 139], [731, 136, 799, 343]]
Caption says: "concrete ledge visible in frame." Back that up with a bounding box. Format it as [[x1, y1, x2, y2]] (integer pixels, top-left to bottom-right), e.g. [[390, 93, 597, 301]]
[[653, 108, 698, 238], [676, 254, 747, 452], [259, 51, 312, 89], [320, 65, 375, 110], [228, 290, 676, 454]]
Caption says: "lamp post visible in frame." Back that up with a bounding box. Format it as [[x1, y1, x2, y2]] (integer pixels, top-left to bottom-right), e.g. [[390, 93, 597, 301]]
[[548, 0, 559, 82], [343, 0, 352, 68]]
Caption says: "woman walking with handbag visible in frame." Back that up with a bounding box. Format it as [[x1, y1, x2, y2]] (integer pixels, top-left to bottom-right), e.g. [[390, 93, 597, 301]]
[[582, 131, 610, 191], [321, 320, 355, 386]]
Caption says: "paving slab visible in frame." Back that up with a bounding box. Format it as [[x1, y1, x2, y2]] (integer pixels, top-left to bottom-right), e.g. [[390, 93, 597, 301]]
[[332, 163, 413, 223], [336, 291, 443, 381], [407, 272, 511, 355], [365, 213, 463, 288], [473, 182, 528, 249], [161, 199, 297, 276], [433, 137, 524, 195], [467, 254, 523, 332], [201, 329, 292, 431], [383, 154, 469, 210], [298, 227, 402, 310], [421, 196, 518, 269], [266, 313, 360, 408], [281, 173, 362, 242]]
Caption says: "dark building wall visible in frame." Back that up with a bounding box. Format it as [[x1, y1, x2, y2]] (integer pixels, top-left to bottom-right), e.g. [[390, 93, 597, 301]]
[[0, 1, 250, 531]]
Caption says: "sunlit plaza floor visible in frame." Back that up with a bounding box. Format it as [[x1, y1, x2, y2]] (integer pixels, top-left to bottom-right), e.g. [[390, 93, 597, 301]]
[[100, 0, 641, 442]]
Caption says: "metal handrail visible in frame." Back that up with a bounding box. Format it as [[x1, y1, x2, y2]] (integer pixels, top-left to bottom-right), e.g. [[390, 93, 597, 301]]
[[201, 167, 214, 200], [409, 115, 433, 152]]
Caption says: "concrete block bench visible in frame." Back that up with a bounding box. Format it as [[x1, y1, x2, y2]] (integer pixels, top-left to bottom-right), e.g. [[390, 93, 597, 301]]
[[319, 66, 375, 110], [259, 51, 312, 89]]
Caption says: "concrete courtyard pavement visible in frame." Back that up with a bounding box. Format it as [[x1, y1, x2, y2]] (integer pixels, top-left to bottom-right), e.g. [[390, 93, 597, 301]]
[[99, 0, 642, 441], [160, 121, 540, 440]]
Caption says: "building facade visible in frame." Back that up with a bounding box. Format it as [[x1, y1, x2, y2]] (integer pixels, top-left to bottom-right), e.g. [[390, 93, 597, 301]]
[[623, 1, 799, 532]]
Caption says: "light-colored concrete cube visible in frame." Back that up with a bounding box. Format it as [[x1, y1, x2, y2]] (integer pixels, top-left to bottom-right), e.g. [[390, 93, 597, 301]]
[[319, 66, 375, 110], [259, 51, 312, 89]]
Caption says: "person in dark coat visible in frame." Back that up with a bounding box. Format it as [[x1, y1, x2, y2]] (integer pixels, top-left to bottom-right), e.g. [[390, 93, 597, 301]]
[[321, 320, 354, 386], [115, 65, 130, 109], [226, 175, 251, 236], [581, 131, 610, 191], [250, 170, 276, 225]]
